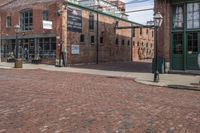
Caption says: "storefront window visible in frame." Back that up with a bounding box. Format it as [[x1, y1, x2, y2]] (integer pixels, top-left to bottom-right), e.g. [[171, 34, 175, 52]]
[[173, 5, 184, 29], [39, 38, 56, 58], [173, 33, 183, 54], [187, 3, 200, 29]]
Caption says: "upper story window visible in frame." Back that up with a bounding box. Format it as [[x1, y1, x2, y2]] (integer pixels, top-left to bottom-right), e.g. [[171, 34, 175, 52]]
[[43, 10, 49, 21], [116, 38, 119, 45], [152, 30, 154, 38], [6, 16, 11, 28], [187, 3, 200, 29], [91, 35, 95, 44], [146, 29, 148, 35], [20, 10, 33, 31], [132, 28, 135, 37], [127, 40, 130, 46], [173, 5, 184, 29], [121, 39, 125, 45], [89, 13, 94, 31], [80, 34, 84, 43], [140, 28, 142, 35]]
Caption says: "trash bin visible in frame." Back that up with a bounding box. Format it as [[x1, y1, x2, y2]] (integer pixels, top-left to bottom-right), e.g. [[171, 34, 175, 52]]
[[152, 57, 165, 74], [15, 58, 23, 68]]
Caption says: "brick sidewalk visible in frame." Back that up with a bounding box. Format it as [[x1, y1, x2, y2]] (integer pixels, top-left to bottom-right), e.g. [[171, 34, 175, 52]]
[[0, 69, 200, 133]]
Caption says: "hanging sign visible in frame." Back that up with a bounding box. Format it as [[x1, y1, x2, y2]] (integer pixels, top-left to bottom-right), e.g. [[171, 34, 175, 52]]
[[67, 7, 82, 32], [71, 45, 80, 55]]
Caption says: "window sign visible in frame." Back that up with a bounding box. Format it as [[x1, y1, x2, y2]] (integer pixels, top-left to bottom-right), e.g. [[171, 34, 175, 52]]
[[71, 45, 80, 54], [43, 20, 52, 29], [173, 5, 183, 28], [187, 3, 200, 29], [67, 7, 82, 32]]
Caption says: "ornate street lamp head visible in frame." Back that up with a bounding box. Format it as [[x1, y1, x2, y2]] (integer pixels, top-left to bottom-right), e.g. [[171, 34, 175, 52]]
[[14, 24, 20, 33], [154, 12, 163, 27]]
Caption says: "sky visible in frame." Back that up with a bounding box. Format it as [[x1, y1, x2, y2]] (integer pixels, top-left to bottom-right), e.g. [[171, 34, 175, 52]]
[[125, 0, 154, 25]]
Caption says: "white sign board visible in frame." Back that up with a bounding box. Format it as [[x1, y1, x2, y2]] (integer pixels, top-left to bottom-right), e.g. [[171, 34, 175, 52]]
[[43, 20, 52, 29], [71, 45, 80, 55]]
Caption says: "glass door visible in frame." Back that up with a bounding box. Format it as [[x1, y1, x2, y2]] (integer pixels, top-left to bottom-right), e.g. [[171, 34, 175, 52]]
[[186, 32, 199, 70], [172, 32, 184, 70]]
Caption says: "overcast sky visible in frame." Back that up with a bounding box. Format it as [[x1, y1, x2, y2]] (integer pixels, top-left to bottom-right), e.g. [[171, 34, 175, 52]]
[[125, 0, 154, 25]]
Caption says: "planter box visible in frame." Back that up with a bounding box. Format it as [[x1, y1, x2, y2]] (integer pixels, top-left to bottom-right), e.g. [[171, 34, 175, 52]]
[[7, 58, 15, 62], [32, 59, 42, 64]]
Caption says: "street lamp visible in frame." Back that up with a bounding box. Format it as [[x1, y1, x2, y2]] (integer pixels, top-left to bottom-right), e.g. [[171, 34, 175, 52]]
[[153, 12, 163, 82], [14, 24, 23, 68]]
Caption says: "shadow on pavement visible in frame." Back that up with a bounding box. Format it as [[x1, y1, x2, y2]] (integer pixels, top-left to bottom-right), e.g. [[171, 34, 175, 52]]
[[71, 61, 152, 73]]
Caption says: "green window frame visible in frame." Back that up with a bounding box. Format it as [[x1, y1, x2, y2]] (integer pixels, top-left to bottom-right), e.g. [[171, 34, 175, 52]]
[[173, 33, 183, 54], [89, 12, 94, 31], [6, 16, 11, 28], [20, 10, 33, 31], [187, 2, 200, 29], [172, 4, 184, 29], [43, 10, 49, 21], [187, 32, 198, 53]]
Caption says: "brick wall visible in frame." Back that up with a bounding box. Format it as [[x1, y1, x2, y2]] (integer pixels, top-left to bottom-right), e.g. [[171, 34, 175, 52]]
[[132, 27, 154, 61], [155, 0, 171, 62], [0, 2, 58, 37], [0, 1, 133, 65], [67, 9, 132, 64]]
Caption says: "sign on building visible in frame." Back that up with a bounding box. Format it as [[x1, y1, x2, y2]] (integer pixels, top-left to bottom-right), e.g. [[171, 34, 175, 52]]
[[43, 20, 53, 29], [67, 7, 82, 32], [71, 45, 80, 54]]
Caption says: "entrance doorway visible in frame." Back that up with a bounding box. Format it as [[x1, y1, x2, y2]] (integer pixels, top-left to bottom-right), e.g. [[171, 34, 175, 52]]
[[171, 32, 184, 70], [19, 39, 35, 63], [186, 32, 199, 70]]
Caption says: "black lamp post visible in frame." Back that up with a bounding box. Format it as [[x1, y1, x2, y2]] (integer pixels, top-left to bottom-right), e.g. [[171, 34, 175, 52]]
[[14, 24, 23, 68], [14, 24, 20, 59], [153, 12, 163, 82]]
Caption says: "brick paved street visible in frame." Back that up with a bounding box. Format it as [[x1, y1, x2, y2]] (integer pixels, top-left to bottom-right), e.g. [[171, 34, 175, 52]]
[[0, 69, 200, 133]]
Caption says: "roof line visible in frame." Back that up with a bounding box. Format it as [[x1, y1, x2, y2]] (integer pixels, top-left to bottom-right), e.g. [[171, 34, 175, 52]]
[[0, 0, 16, 8], [66, 1, 143, 26]]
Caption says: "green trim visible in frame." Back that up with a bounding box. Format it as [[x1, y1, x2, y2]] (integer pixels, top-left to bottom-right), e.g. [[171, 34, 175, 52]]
[[171, 0, 200, 4], [170, 3, 173, 70], [66, 2, 142, 26], [183, 3, 187, 70]]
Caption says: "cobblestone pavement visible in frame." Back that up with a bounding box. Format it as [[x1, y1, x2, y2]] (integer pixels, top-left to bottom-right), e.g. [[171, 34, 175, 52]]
[[0, 69, 200, 133]]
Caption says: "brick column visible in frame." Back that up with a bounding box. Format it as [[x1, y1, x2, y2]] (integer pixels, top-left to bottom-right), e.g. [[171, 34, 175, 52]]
[[56, 0, 67, 66]]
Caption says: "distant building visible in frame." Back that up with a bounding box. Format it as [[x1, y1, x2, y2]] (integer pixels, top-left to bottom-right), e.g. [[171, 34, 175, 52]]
[[132, 27, 154, 61]]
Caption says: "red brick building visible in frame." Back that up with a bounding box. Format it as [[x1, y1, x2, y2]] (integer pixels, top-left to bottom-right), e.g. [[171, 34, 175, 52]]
[[155, 0, 200, 71], [0, 0, 140, 65], [132, 27, 154, 61]]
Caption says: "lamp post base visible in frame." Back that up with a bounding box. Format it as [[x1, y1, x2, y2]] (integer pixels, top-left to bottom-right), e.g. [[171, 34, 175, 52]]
[[154, 70, 159, 82], [14, 58, 23, 68]]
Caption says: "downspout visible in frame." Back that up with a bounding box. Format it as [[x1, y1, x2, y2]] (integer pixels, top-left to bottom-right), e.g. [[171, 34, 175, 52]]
[[0, 15, 1, 62], [96, 13, 99, 64], [131, 24, 133, 61]]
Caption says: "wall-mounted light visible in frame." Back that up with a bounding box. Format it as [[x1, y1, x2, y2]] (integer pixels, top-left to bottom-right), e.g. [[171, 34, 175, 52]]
[[57, 10, 62, 16]]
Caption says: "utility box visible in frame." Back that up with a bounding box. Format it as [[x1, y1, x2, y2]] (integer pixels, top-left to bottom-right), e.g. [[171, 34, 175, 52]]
[[152, 57, 165, 74]]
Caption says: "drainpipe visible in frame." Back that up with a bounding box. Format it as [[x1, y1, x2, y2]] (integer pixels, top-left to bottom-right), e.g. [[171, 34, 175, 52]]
[[62, 4, 67, 67], [131, 24, 133, 62], [96, 13, 99, 64], [0, 15, 1, 63]]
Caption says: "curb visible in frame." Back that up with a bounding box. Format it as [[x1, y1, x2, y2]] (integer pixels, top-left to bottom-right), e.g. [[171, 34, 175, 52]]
[[167, 84, 200, 91]]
